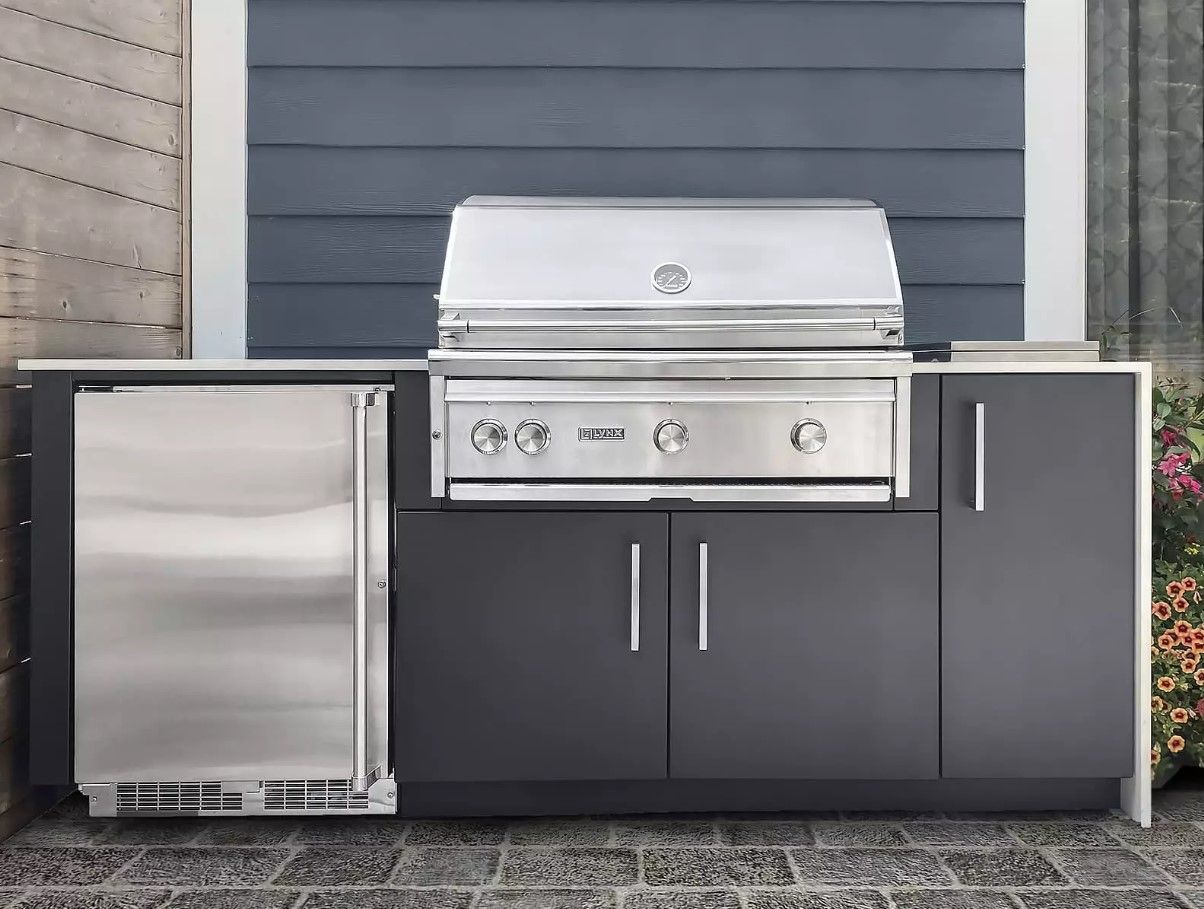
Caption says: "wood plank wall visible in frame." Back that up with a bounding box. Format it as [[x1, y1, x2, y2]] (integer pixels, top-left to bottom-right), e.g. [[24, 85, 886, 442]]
[[0, 0, 186, 818]]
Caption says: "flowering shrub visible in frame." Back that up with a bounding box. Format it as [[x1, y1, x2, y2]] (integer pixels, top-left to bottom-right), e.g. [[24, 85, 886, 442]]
[[1151, 381, 1204, 783], [1152, 569, 1204, 779]]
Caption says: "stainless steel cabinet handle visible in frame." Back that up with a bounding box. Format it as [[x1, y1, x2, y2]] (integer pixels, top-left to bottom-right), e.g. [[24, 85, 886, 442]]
[[350, 392, 374, 789], [698, 542, 709, 652], [974, 402, 986, 512], [893, 375, 911, 499], [630, 543, 640, 653]]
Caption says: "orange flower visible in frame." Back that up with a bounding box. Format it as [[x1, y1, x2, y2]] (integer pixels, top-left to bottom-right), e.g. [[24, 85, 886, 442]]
[[1194, 640, 1204, 655], [1195, 670, 1204, 685], [1169, 735, 1187, 753], [1155, 601, 1174, 620], [1169, 581, 1186, 598], [1159, 676, 1177, 692], [1184, 658, 1200, 674], [1171, 708, 1191, 723], [1153, 696, 1167, 712], [1174, 597, 1191, 613], [1159, 633, 1180, 651], [1176, 620, 1194, 637], [1184, 577, 1198, 592], [1152, 747, 1162, 766], [1195, 630, 1204, 642]]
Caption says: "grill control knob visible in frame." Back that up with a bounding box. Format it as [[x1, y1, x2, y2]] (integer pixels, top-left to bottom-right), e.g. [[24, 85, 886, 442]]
[[515, 419, 550, 455], [791, 419, 827, 454], [471, 419, 507, 455], [653, 419, 689, 454]]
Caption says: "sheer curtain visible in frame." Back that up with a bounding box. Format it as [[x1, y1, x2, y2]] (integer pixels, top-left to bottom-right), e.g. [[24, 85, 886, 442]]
[[1088, 0, 1204, 374]]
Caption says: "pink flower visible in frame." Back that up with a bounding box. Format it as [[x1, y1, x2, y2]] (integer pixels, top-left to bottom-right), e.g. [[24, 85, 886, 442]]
[[1184, 476, 1203, 496], [1159, 452, 1192, 477], [1163, 428, 1181, 446]]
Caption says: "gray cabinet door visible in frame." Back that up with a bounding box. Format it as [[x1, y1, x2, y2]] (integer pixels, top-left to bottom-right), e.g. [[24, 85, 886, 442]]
[[941, 375, 1136, 778], [669, 513, 939, 779], [396, 512, 669, 782]]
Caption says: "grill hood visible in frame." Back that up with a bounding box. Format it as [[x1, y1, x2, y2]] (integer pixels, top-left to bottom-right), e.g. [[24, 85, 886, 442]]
[[436, 197, 904, 350]]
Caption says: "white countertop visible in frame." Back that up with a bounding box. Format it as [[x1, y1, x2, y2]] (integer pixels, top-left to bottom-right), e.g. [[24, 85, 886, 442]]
[[16, 356, 1149, 377], [16, 358, 428, 371]]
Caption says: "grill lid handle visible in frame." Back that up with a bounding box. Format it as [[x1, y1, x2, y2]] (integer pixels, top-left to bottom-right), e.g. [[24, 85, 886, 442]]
[[439, 314, 903, 338]]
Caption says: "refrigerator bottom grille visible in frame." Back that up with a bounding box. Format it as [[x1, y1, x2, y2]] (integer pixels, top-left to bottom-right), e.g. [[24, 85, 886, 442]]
[[263, 779, 369, 812], [115, 782, 242, 814], [83, 777, 396, 817]]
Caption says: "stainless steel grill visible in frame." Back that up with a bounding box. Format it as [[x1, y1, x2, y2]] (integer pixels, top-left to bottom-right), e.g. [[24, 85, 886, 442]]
[[430, 197, 914, 503]]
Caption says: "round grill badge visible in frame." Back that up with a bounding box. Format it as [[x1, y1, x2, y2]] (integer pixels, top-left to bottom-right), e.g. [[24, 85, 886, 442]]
[[652, 262, 691, 294]]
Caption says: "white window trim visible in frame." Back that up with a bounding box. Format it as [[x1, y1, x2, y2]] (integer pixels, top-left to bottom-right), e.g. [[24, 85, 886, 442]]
[[187, 0, 1086, 354], [189, 0, 248, 358], [1024, 0, 1088, 341]]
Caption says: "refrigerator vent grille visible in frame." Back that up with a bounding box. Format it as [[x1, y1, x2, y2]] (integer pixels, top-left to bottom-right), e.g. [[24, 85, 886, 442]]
[[263, 779, 370, 812], [115, 782, 243, 814]]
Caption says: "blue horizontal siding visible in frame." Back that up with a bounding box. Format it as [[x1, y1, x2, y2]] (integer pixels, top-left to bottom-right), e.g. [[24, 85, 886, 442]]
[[249, 0, 1023, 70], [249, 68, 1023, 149], [248, 148, 1024, 218], [247, 0, 1026, 352]]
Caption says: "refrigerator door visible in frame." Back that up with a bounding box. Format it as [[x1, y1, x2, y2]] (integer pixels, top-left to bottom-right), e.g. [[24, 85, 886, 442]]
[[73, 386, 390, 785]]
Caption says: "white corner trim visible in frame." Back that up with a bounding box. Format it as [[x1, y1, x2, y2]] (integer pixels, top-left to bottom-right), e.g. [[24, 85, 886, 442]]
[[1024, 0, 1088, 341], [189, 0, 248, 358], [1121, 363, 1154, 827]]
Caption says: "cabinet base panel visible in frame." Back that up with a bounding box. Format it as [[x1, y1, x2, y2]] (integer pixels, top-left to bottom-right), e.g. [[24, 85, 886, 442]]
[[399, 779, 1120, 818]]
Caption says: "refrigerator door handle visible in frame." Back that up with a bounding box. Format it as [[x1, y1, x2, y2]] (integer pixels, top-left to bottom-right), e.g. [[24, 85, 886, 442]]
[[698, 542, 709, 652], [350, 391, 375, 790]]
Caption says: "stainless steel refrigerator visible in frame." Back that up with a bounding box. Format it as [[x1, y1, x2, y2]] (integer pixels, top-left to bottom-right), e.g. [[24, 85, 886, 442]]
[[73, 385, 393, 815]]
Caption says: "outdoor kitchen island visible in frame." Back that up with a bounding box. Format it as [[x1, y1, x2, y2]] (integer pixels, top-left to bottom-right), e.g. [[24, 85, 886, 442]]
[[20, 352, 1152, 825], [19, 196, 1153, 827]]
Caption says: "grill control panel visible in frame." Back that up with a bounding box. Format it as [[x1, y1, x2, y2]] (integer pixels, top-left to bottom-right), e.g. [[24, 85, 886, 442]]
[[444, 378, 896, 482], [469, 416, 833, 458]]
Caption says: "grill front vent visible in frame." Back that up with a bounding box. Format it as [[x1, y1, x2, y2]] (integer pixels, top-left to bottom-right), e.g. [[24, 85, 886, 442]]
[[263, 779, 370, 812], [115, 782, 243, 814]]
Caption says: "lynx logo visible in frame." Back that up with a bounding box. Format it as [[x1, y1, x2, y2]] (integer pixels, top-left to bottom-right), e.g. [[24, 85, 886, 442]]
[[652, 262, 691, 294], [578, 427, 626, 441]]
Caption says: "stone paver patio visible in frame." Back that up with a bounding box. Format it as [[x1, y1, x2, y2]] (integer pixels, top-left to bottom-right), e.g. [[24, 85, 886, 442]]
[[1, 785, 1204, 908]]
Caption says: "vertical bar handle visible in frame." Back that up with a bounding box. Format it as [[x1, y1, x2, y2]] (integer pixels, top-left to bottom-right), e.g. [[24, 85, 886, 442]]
[[974, 402, 986, 512], [893, 375, 911, 499], [630, 543, 640, 652], [698, 542, 709, 651], [350, 392, 374, 789]]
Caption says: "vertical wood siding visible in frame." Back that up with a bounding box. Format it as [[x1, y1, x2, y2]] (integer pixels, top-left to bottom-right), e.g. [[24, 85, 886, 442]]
[[248, 0, 1025, 355]]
